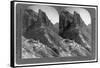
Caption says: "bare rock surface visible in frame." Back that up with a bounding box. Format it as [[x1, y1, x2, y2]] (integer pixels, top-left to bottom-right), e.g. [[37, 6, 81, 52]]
[[22, 9, 91, 58]]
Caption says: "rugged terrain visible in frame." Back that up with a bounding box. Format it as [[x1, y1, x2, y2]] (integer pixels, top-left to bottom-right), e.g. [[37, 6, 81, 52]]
[[22, 8, 91, 58]]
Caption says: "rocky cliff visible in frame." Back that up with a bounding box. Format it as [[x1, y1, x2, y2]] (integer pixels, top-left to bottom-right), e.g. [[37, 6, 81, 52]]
[[22, 9, 91, 58], [59, 10, 91, 52]]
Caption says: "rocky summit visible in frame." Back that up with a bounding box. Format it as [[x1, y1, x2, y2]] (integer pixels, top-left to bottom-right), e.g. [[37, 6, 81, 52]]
[[59, 10, 91, 52], [22, 8, 91, 58]]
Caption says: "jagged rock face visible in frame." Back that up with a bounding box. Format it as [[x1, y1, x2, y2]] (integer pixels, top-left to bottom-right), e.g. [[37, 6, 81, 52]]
[[59, 10, 74, 35], [22, 9, 91, 58], [23, 9, 63, 57], [23, 9, 60, 44], [59, 10, 91, 52], [22, 9, 38, 32]]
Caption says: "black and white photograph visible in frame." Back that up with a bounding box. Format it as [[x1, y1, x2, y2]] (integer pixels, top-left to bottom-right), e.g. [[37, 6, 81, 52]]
[[11, 1, 98, 67]]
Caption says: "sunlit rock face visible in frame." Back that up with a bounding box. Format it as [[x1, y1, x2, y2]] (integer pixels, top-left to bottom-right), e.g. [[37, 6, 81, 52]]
[[22, 8, 91, 58]]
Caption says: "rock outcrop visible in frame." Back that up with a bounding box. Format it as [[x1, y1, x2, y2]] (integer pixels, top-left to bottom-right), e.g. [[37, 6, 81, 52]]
[[59, 10, 91, 52], [22, 9, 91, 58]]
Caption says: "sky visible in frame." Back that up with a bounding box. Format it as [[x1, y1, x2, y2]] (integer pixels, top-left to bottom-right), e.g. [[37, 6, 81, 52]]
[[28, 5, 91, 25]]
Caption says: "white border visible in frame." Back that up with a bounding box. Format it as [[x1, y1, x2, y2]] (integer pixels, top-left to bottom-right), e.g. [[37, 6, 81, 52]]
[[14, 1, 97, 67]]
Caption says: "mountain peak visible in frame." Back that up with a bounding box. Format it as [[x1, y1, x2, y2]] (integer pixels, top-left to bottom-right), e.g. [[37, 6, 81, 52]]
[[59, 9, 91, 52], [38, 9, 44, 13], [22, 8, 91, 58], [74, 11, 79, 15]]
